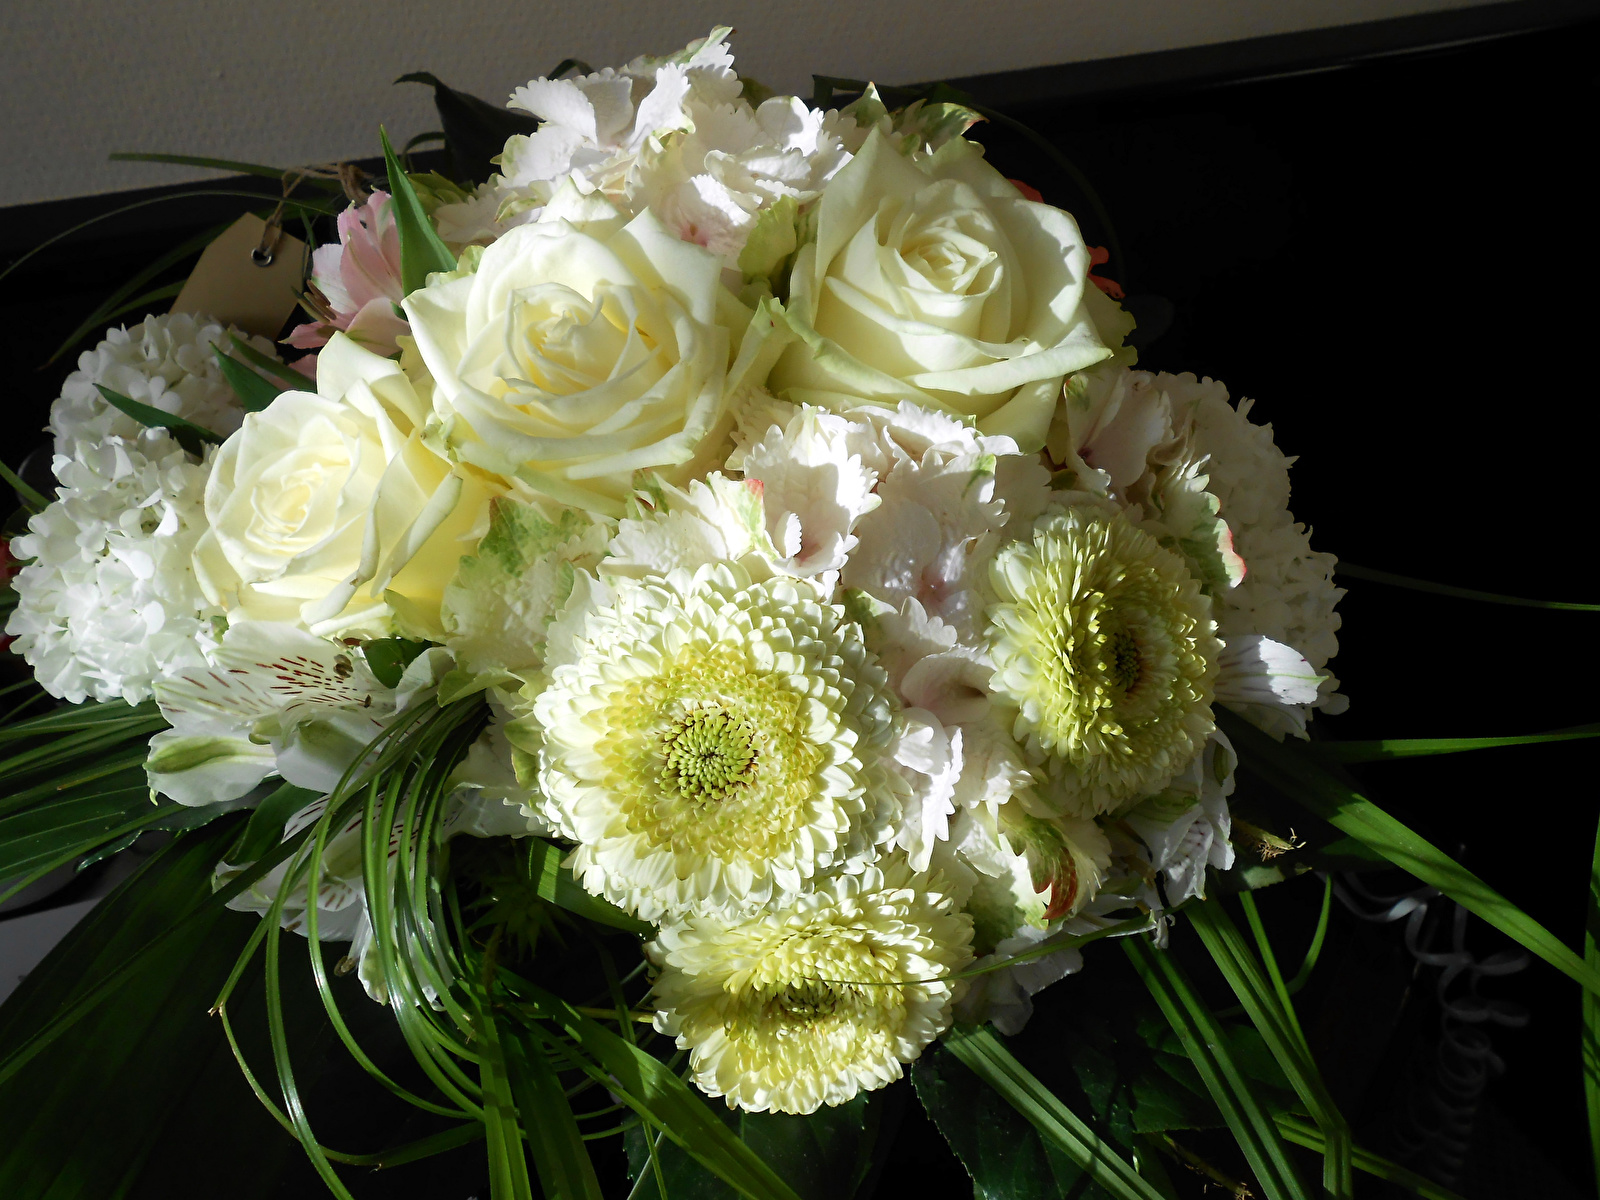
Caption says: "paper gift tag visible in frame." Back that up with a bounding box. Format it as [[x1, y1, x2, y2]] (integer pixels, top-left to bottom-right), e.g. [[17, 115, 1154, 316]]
[[171, 213, 308, 337]]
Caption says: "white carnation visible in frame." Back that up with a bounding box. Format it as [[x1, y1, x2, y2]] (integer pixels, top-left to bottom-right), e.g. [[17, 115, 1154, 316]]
[[6, 430, 218, 704], [48, 312, 272, 453]]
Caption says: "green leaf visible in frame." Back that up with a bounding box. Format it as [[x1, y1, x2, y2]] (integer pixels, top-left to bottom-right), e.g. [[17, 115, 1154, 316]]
[[0, 818, 309, 1198], [230, 781, 321, 864], [1273, 1115, 1467, 1200], [511, 981, 802, 1200], [1189, 897, 1352, 1198], [379, 126, 458, 295], [395, 72, 538, 185], [1309, 726, 1600, 762], [941, 1025, 1168, 1200], [0, 784, 194, 897], [1586, 813, 1600, 1191], [1124, 939, 1312, 1200], [229, 333, 312, 389], [625, 1091, 885, 1200], [363, 637, 432, 688], [1335, 561, 1600, 611], [0, 459, 47, 512], [528, 838, 654, 936], [93, 383, 224, 452], [1221, 710, 1600, 994], [500, 1021, 604, 1200], [212, 343, 287, 412]]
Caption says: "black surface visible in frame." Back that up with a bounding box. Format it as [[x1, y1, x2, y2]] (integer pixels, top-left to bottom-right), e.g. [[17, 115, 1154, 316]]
[[4, 6, 1598, 1197]]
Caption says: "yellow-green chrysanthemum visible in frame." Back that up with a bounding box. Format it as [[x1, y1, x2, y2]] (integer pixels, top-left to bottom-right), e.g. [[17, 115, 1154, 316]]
[[651, 859, 974, 1114], [528, 564, 901, 921], [986, 505, 1219, 814]]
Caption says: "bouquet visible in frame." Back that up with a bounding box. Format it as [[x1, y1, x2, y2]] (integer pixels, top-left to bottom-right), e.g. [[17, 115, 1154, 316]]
[[2, 26, 1592, 1200]]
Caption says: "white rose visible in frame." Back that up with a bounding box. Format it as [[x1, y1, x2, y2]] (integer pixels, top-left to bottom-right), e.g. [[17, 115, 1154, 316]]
[[193, 333, 495, 638], [404, 207, 775, 518], [769, 129, 1111, 452]]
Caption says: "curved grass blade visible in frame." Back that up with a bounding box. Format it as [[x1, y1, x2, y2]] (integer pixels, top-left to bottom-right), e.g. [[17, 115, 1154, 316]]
[[1273, 1115, 1466, 1200], [1190, 897, 1352, 1198], [45, 221, 232, 364], [1285, 873, 1334, 994], [1221, 711, 1600, 994], [1310, 727, 1600, 763], [941, 1024, 1168, 1200], [471, 993, 536, 1200], [1335, 562, 1600, 611], [107, 152, 346, 189], [0, 190, 336, 288], [0, 459, 48, 512], [1586, 814, 1600, 1191], [1123, 938, 1312, 1200], [379, 127, 457, 295]]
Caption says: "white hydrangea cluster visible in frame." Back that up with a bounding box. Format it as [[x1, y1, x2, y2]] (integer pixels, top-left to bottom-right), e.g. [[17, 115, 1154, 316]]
[[5, 430, 218, 704], [48, 312, 269, 453]]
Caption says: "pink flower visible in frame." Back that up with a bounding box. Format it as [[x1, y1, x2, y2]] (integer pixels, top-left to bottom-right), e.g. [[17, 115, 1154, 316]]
[[285, 191, 410, 364]]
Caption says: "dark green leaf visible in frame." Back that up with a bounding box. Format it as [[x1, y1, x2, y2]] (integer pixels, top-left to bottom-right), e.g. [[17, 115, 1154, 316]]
[[228, 333, 312, 390], [501, 1022, 603, 1200], [93, 384, 223, 453], [231, 782, 322, 864], [626, 1090, 884, 1200], [1586, 813, 1600, 1191], [528, 838, 653, 936], [914, 1040, 1103, 1199], [1309, 727, 1600, 763], [212, 344, 287, 412], [379, 128, 459, 296], [363, 637, 431, 688], [396, 72, 537, 185]]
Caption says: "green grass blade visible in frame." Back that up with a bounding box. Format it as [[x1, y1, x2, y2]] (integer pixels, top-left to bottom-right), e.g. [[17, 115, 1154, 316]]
[[0, 459, 48, 511], [512, 982, 801, 1200], [107, 152, 345, 189], [1335, 562, 1600, 611], [45, 221, 231, 364], [473, 997, 537, 1200], [1124, 938, 1312, 1200], [1310, 728, 1600, 762], [212, 344, 286, 412], [229, 333, 312, 389], [1191, 897, 1352, 1198], [1274, 1115, 1466, 1200], [379, 127, 456, 295], [1222, 711, 1600, 994], [1586, 814, 1600, 1191], [501, 1021, 605, 1200], [528, 837, 654, 935], [1285, 874, 1334, 994], [93, 384, 224, 445], [941, 1024, 1167, 1200]]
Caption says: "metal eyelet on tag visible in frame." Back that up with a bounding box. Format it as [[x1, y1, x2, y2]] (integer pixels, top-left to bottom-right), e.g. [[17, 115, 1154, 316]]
[[171, 212, 308, 337]]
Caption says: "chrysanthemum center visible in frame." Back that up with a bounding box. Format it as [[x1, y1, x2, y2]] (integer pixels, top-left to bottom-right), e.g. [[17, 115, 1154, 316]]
[[659, 708, 758, 804], [767, 980, 845, 1023]]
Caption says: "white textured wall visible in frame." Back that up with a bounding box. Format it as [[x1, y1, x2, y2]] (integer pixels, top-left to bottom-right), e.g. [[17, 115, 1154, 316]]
[[1, 0, 1495, 209]]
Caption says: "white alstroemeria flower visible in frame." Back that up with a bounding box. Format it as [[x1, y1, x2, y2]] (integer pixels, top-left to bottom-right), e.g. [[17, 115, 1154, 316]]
[[1213, 634, 1324, 737], [146, 620, 452, 805], [1118, 733, 1237, 910]]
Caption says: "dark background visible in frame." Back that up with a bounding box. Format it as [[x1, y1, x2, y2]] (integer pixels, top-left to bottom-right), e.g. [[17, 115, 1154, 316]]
[[2, 3, 1597, 1196]]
